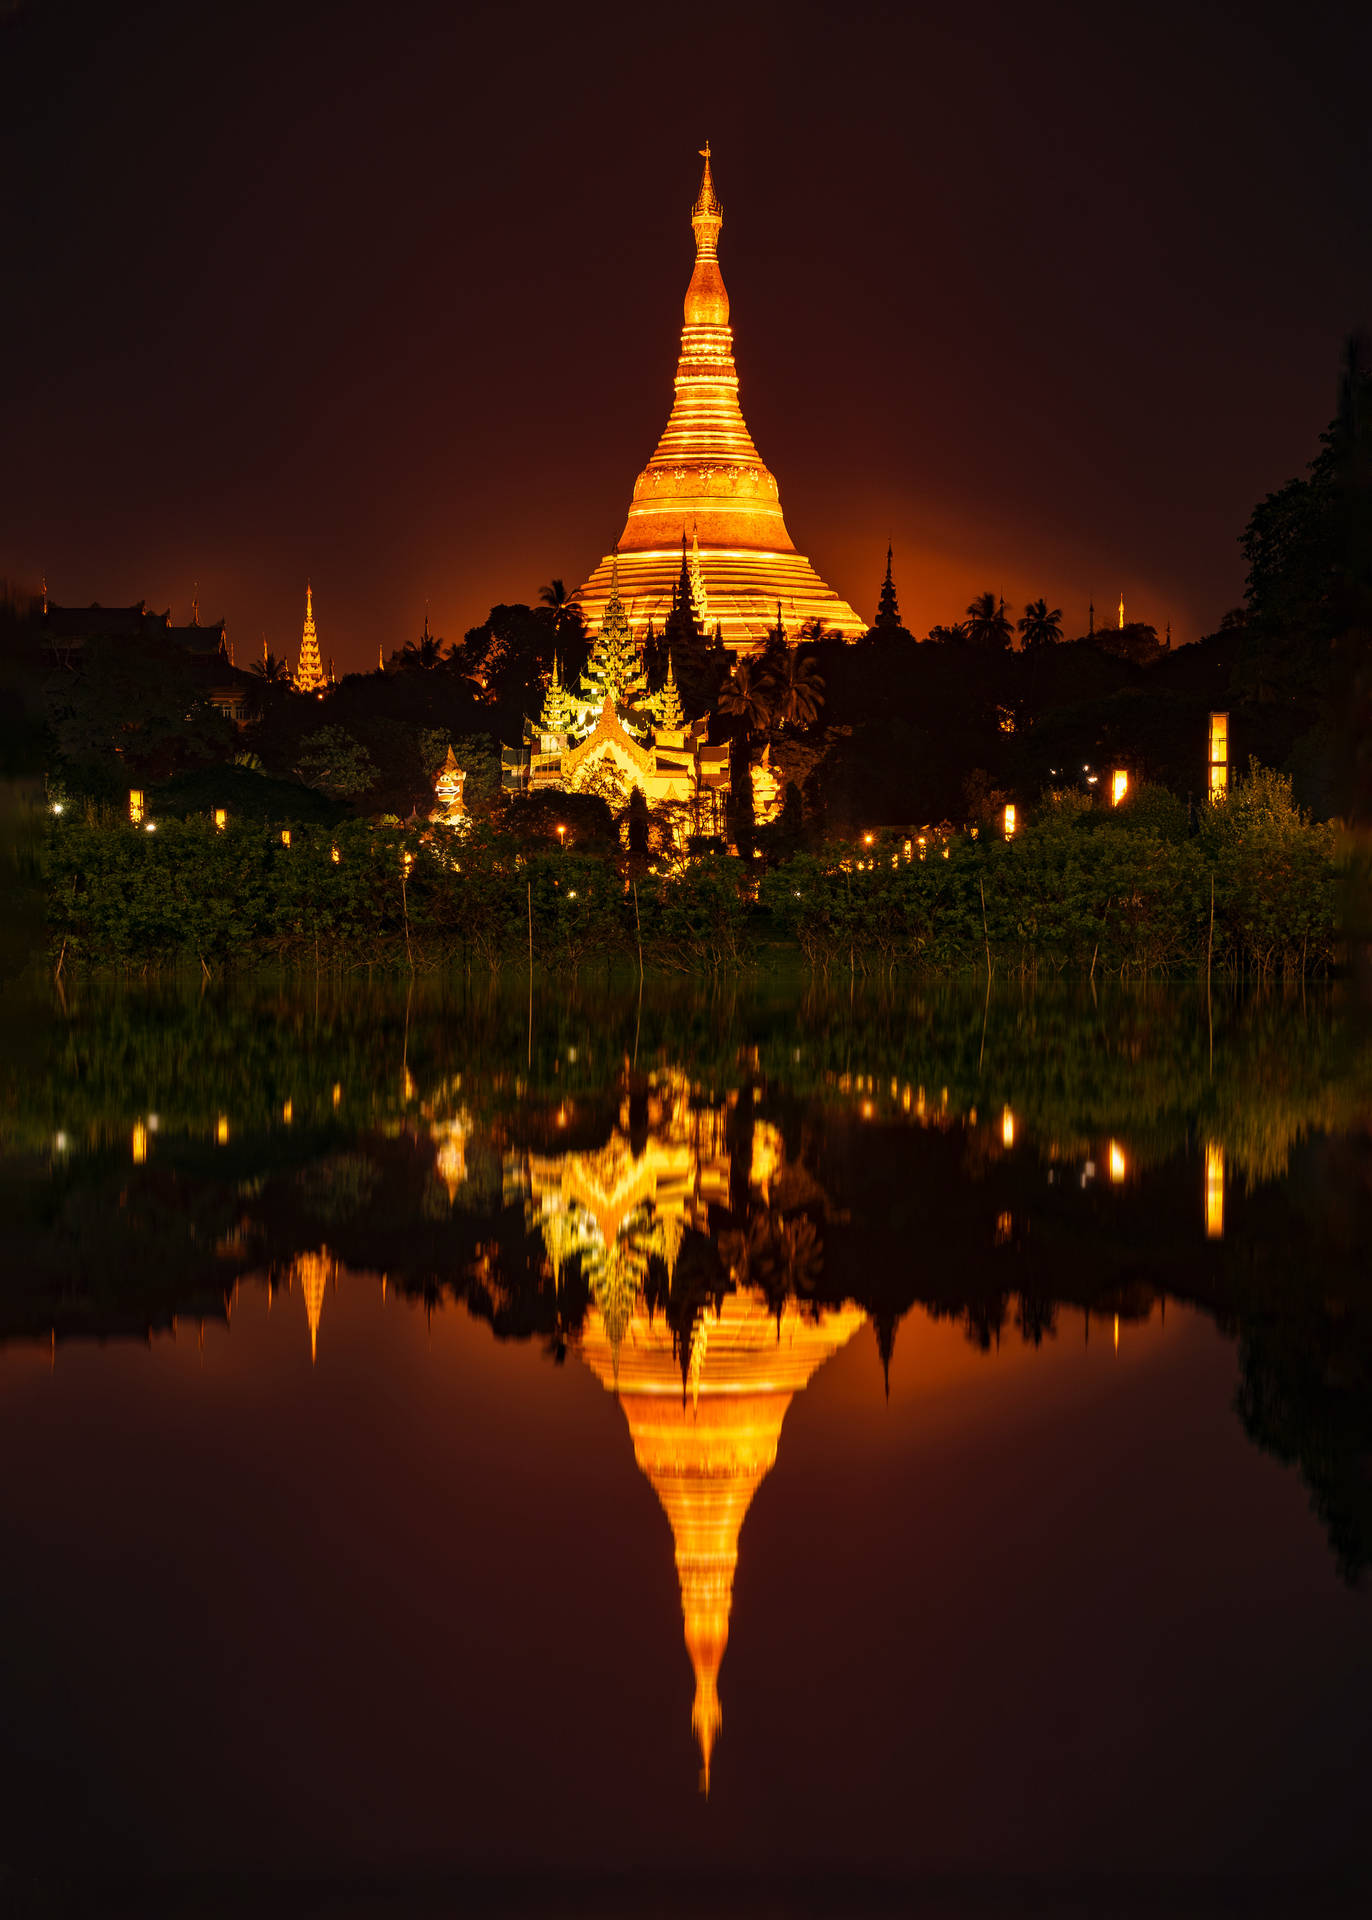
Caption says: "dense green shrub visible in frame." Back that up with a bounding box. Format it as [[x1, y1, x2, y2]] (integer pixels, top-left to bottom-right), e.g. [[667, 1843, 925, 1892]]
[[40, 765, 1345, 977]]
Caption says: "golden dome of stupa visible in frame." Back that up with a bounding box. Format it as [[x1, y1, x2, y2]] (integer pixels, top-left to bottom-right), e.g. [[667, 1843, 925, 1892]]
[[572, 147, 866, 653]]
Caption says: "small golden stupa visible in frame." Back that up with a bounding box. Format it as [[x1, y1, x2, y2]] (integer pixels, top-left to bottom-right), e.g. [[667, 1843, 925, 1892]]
[[573, 146, 865, 651]]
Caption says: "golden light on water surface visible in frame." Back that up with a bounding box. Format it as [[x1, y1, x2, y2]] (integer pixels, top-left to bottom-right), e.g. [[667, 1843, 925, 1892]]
[[1205, 1143, 1225, 1238]]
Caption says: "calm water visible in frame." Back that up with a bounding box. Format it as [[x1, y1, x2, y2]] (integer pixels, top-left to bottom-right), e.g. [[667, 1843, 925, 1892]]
[[2, 978, 1370, 1917]]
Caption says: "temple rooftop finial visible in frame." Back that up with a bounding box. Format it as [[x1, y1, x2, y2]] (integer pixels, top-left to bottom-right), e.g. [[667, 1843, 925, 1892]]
[[693, 140, 721, 219]]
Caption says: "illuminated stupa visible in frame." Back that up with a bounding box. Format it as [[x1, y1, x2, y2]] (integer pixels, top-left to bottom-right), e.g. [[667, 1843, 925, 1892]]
[[573, 147, 865, 652], [579, 1290, 865, 1791]]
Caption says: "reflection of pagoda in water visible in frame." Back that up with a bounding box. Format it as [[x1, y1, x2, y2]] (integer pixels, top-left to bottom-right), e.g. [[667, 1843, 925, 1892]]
[[513, 1075, 864, 1790], [292, 1248, 335, 1364], [580, 1292, 863, 1792]]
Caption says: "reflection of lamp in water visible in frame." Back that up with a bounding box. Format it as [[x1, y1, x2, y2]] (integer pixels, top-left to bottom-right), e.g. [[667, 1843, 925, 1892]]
[[216, 1114, 229, 1146], [1001, 1106, 1015, 1148], [1109, 1140, 1126, 1183], [282, 1099, 293, 1125], [132, 1119, 148, 1165], [1205, 1144, 1224, 1238]]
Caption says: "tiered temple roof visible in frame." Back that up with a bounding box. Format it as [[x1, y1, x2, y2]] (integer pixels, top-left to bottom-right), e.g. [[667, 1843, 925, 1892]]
[[573, 148, 864, 652], [295, 582, 326, 694]]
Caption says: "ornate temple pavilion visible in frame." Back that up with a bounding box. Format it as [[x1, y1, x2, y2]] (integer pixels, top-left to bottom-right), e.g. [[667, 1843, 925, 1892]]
[[502, 555, 731, 817], [572, 148, 865, 652]]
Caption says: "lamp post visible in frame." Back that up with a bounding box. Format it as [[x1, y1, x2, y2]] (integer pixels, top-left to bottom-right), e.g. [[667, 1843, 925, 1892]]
[[556, 824, 567, 848]]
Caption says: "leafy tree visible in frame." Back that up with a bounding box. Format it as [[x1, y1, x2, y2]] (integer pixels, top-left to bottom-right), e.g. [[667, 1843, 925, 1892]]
[[296, 726, 378, 799], [965, 592, 1014, 651], [1094, 620, 1166, 667], [47, 632, 235, 782], [717, 658, 774, 737], [1017, 599, 1063, 649], [400, 622, 444, 672], [767, 649, 826, 731], [626, 785, 650, 856]]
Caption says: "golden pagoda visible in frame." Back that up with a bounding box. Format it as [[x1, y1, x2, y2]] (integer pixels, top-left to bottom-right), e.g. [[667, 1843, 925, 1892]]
[[295, 582, 326, 694], [579, 1290, 865, 1792], [573, 147, 865, 652]]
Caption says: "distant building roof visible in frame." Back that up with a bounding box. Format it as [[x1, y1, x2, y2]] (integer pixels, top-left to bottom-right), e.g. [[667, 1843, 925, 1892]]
[[43, 602, 231, 659]]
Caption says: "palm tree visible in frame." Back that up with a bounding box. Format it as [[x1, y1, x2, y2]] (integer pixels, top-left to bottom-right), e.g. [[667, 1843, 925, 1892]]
[[717, 658, 775, 736], [400, 627, 443, 671], [251, 649, 292, 684], [794, 616, 829, 644], [1017, 598, 1064, 649], [768, 649, 826, 730], [965, 592, 1014, 650], [539, 578, 570, 616]]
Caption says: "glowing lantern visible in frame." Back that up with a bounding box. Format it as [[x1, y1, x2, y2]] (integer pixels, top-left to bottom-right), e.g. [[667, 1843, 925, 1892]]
[[129, 789, 144, 825], [1003, 803, 1016, 839], [1205, 1143, 1224, 1239], [330, 844, 340, 864], [280, 829, 292, 848], [1109, 1140, 1126, 1183], [213, 808, 227, 831], [132, 1119, 148, 1165], [1111, 769, 1128, 807], [1208, 712, 1228, 795]]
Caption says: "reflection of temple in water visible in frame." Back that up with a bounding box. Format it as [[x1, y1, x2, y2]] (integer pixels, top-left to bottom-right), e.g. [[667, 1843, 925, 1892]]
[[512, 1075, 864, 1790]]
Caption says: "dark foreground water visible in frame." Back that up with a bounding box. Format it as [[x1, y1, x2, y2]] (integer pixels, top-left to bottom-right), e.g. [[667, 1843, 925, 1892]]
[[1, 977, 1370, 1918]]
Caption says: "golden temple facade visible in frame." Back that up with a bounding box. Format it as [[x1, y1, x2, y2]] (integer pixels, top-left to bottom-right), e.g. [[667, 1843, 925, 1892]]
[[573, 148, 865, 653]]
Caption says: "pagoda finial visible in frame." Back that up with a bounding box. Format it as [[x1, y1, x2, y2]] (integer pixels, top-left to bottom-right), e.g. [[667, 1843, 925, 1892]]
[[1118, 591, 1125, 630], [685, 143, 727, 324], [693, 141, 721, 221]]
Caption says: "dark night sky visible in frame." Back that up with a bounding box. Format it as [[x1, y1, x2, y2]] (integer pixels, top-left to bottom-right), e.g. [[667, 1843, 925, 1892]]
[[3, 0, 1369, 672]]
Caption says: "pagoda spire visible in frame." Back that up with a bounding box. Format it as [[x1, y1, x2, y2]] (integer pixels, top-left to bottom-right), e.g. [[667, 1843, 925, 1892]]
[[569, 147, 865, 649], [873, 541, 903, 632], [296, 581, 326, 694], [538, 652, 574, 737], [688, 525, 709, 628], [655, 649, 685, 731]]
